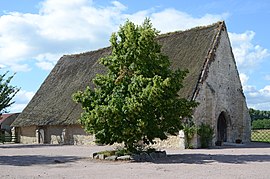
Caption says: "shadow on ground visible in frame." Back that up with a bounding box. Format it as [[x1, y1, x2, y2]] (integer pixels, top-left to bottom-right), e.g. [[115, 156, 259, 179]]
[[212, 142, 270, 149], [0, 155, 83, 166], [154, 153, 270, 164], [0, 144, 67, 149]]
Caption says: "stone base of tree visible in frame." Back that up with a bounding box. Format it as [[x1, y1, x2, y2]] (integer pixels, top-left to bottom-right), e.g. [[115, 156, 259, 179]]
[[92, 151, 167, 162]]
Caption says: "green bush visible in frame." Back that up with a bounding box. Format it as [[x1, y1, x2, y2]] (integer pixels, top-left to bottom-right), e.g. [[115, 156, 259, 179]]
[[182, 122, 196, 149], [252, 119, 270, 129], [197, 123, 214, 148]]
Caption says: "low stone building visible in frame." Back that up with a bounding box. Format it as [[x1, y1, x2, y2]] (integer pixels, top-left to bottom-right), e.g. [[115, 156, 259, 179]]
[[12, 21, 251, 148]]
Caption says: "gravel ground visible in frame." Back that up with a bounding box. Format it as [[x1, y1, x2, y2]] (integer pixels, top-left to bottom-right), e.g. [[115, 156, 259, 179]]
[[0, 142, 269, 179]]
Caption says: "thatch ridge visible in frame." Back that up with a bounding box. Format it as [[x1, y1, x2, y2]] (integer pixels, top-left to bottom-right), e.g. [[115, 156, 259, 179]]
[[63, 46, 111, 58], [158, 21, 224, 39], [192, 21, 225, 100], [12, 21, 222, 127]]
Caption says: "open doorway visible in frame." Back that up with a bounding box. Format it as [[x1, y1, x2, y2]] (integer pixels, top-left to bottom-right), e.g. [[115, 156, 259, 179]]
[[36, 128, 45, 144], [217, 112, 227, 143]]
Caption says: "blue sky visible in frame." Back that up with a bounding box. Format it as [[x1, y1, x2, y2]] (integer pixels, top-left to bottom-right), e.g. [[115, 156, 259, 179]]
[[0, 0, 270, 112]]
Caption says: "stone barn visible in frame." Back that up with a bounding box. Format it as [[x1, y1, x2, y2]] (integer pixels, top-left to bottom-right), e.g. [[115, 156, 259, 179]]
[[12, 21, 251, 148]]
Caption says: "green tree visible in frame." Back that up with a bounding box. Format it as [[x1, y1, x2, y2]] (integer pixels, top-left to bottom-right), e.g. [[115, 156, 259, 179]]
[[249, 108, 270, 121], [252, 119, 270, 129], [73, 19, 198, 152], [0, 72, 20, 114]]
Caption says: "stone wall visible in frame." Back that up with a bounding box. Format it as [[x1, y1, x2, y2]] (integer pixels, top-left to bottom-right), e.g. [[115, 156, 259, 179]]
[[47, 125, 95, 145], [18, 126, 37, 144], [17, 125, 95, 145], [152, 135, 184, 149], [192, 28, 251, 147]]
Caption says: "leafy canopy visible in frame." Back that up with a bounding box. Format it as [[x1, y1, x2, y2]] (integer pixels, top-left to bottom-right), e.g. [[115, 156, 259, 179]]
[[0, 72, 20, 114], [249, 108, 270, 121], [73, 19, 197, 151]]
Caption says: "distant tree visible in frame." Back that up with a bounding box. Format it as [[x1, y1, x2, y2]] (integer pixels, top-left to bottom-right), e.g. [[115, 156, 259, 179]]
[[249, 108, 270, 121], [0, 72, 20, 114], [73, 19, 198, 152]]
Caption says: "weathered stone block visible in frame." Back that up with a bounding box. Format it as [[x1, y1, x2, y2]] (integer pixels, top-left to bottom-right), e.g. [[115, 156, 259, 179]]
[[117, 155, 131, 160], [105, 156, 118, 161], [92, 152, 98, 159]]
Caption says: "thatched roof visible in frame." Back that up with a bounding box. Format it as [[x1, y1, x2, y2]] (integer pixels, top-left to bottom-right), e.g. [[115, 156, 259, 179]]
[[12, 21, 225, 127]]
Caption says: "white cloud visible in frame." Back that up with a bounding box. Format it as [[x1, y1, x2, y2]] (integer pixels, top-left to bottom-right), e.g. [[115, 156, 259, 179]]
[[239, 73, 249, 85], [241, 74, 270, 110], [239, 73, 256, 92], [0, 0, 228, 73], [246, 87, 270, 108], [229, 31, 269, 70], [259, 86, 270, 97], [249, 102, 270, 111], [36, 61, 54, 71], [38, 0, 119, 41], [8, 63, 31, 72], [0, 0, 126, 72], [229, 30, 270, 110], [14, 90, 35, 103], [151, 10, 228, 33], [125, 8, 229, 33], [8, 90, 35, 113], [35, 53, 62, 70], [8, 103, 28, 113]]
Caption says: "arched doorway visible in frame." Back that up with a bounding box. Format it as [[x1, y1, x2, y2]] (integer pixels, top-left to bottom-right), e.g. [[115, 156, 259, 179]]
[[36, 128, 45, 144], [217, 112, 227, 142]]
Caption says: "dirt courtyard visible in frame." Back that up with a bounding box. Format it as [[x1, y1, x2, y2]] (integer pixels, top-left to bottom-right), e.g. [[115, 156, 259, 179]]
[[0, 142, 269, 179]]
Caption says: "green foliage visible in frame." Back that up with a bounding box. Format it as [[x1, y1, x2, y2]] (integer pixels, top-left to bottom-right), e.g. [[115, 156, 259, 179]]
[[252, 119, 270, 129], [115, 148, 131, 156], [182, 121, 196, 149], [96, 150, 116, 157], [197, 123, 214, 148], [0, 72, 20, 114], [73, 19, 198, 152], [96, 149, 131, 157], [249, 108, 270, 121]]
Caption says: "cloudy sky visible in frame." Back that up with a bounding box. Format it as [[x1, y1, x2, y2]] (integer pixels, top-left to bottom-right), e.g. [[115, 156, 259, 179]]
[[0, 0, 270, 113]]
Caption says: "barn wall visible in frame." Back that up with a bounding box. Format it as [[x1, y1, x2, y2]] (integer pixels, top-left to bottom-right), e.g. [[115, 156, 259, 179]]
[[193, 29, 251, 147], [17, 124, 182, 148], [46, 125, 95, 145], [17, 125, 95, 145], [18, 126, 37, 144]]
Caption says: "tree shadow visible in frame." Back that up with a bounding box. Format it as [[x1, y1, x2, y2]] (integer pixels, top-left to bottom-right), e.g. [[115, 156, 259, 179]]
[[213, 142, 270, 149], [0, 155, 83, 166], [0, 144, 67, 149], [154, 153, 270, 164]]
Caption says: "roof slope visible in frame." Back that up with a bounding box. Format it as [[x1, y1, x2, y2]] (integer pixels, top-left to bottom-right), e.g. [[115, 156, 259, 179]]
[[0, 113, 20, 125], [12, 21, 223, 127]]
